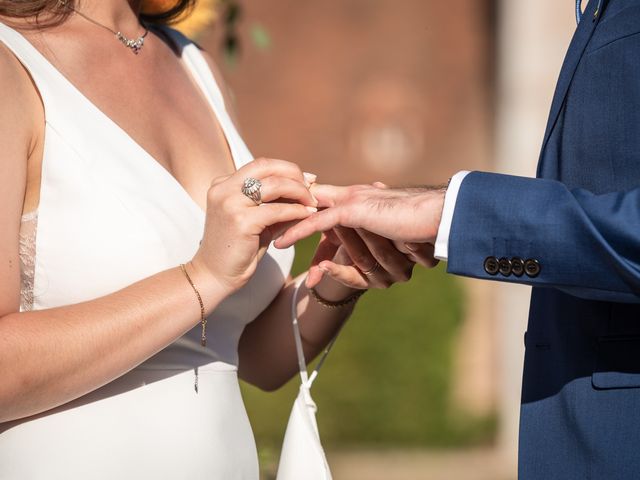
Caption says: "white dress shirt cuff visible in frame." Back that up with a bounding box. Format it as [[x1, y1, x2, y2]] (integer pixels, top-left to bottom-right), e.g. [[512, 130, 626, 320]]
[[434, 171, 471, 261]]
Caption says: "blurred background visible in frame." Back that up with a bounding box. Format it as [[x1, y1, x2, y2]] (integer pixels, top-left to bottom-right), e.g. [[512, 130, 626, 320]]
[[173, 1, 575, 478]]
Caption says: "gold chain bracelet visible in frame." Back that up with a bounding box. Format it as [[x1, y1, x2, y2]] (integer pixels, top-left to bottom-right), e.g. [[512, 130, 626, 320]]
[[180, 263, 207, 347], [309, 286, 366, 308]]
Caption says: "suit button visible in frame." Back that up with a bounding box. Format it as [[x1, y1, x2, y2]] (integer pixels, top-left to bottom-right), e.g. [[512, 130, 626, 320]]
[[484, 256, 499, 275], [498, 257, 512, 276], [524, 259, 541, 278], [511, 257, 525, 277]]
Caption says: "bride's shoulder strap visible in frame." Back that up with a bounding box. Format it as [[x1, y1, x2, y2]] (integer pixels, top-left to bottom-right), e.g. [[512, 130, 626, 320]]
[[0, 21, 71, 122]]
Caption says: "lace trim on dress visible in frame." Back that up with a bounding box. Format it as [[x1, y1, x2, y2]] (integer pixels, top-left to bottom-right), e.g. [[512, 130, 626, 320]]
[[19, 209, 38, 312]]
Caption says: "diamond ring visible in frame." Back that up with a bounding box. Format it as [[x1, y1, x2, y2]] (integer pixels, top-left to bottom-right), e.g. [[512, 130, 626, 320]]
[[241, 177, 263, 205]]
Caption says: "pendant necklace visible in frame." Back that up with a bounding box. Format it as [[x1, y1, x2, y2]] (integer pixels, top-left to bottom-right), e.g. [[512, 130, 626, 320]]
[[58, 1, 149, 55]]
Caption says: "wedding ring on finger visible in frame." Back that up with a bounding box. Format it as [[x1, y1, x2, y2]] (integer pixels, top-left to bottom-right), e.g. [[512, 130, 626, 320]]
[[360, 261, 381, 276], [241, 177, 263, 205]]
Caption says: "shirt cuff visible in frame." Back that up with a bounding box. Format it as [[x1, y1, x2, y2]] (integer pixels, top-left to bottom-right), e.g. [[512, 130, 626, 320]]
[[434, 171, 471, 261]]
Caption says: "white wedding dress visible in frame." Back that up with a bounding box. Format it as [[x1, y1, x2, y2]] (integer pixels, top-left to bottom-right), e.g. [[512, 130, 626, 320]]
[[0, 22, 294, 479]]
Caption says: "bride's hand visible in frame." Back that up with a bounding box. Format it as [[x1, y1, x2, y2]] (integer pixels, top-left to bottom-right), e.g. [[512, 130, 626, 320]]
[[306, 227, 426, 290], [191, 158, 317, 294]]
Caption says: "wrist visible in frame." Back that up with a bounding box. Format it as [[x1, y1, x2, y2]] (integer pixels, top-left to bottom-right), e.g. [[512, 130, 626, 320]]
[[309, 285, 366, 308], [432, 187, 447, 234], [313, 273, 363, 303], [416, 188, 447, 243], [185, 258, 233, 315]]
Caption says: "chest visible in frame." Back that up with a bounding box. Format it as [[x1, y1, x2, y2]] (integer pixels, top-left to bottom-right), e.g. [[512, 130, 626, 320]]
[[542, 1, 640, 192], [24, 30, 235, 212]]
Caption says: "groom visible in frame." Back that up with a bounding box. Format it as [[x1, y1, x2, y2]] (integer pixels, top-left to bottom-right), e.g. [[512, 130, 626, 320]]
[[277, 0, 640, 478]]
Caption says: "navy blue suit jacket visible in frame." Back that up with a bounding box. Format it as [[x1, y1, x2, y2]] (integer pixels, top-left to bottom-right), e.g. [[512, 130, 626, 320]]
[[449, 0, 640, 477]]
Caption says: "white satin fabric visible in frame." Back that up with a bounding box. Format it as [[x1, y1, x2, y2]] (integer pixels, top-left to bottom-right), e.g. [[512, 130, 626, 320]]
[[276, 280, 333, 480], [0, 22, 294, 479]]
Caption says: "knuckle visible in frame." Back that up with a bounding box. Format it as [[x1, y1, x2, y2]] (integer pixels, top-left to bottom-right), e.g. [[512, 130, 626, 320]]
[[211, 173, 230, 185], [400, 267, 414, 283], [351, 184, 369, 194], [298, 205, 312, 217], [238, 221, 253, 236], [257, 181, 270, 198], [290, 179, 306, 192], [346, 185, 361, 197], [220, 195, 236, 212], [354, 255, 372, 267], [336, 207, 348, 224], [266, 178, 281, 195], [230, 210, 244, 224], [207, 186, 221, 204], [376, 251, 392, 265], [290, 163, 304, 178], [352, 191, 369, 205], [253, 157, 268, 169]]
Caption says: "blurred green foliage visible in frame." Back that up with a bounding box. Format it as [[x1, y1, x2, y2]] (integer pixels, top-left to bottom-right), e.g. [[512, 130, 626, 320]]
[[241, 234, 496, 459]]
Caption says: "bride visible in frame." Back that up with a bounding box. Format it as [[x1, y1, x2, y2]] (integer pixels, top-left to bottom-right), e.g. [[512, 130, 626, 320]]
[[0, 0, 428, 478]]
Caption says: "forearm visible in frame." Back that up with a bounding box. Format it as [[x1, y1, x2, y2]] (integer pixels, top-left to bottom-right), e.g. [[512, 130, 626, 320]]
[[0, 263, 228, 423], [238, 274, 358, 391], [448, 171, 640, 301]]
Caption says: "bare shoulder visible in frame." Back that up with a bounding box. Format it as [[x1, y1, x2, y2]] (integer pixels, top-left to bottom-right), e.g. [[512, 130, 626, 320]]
[[0, 40, 42, 147], [0, 39, 34, 94]]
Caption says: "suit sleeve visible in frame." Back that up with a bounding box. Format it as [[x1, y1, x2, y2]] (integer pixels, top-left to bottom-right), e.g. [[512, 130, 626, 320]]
[[447, 171, 640, 303]]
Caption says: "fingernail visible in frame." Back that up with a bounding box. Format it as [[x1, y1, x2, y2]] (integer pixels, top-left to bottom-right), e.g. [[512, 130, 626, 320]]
[[306, 206, 318, 213], [303, 172, 318, 186], [274, 235, 290, 249]]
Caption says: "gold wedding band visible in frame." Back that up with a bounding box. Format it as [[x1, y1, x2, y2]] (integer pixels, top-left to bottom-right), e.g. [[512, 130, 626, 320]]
[[361, 262, 381, 276]]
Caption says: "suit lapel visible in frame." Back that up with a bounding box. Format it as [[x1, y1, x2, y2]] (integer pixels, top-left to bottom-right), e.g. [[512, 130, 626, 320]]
[[537, 0, 608, 176]]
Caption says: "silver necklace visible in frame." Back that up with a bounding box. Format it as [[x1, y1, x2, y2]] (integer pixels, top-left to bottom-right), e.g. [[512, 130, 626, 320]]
[[59, 1, 149, 55]]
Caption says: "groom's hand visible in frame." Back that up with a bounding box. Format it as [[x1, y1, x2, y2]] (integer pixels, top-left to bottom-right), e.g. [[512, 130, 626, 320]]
[[274, 183, 447, 263]]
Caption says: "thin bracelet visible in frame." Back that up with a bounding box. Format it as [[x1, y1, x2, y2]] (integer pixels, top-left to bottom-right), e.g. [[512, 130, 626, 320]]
[[309, 286, 366, 308], [180, 263, 207, 347]]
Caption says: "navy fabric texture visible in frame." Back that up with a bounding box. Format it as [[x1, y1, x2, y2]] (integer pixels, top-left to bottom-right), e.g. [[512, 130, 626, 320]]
[[448, 0, 640, 477]]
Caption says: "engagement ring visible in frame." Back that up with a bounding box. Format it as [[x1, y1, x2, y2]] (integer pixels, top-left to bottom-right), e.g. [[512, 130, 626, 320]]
[[241, 177, 263, 205]]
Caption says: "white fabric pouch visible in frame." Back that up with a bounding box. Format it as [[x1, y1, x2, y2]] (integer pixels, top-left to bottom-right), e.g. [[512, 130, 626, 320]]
[[276, 280, 336, 480]]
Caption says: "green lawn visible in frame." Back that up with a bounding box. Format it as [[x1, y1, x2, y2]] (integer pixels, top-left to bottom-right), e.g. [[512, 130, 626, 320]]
[[241, 234, 495, 462]]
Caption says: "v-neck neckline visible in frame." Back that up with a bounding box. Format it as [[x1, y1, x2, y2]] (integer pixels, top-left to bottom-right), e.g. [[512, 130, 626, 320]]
[[0, 21, 240, 217]]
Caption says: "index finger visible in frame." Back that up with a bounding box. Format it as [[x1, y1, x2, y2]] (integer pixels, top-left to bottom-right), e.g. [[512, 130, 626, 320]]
[[239, 158, 305, 184], [274, 207, 342, 248]]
